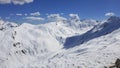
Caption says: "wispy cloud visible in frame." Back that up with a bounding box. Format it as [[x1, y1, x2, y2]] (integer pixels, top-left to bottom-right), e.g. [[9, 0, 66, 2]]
[[0, 0, 34, 5], [9, 12, 40, 17], [105, 12, 115, 16], [30, 12, 41, 16], [5, 17, 10, 19], [25, 16, 44, 21], [24, 13, 28, 16], [10, 14, 14, 16], [16, 13, 22, 16]]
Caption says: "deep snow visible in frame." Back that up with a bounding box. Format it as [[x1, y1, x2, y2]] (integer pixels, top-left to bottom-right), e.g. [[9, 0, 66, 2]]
[[0, 16, 120, 68]]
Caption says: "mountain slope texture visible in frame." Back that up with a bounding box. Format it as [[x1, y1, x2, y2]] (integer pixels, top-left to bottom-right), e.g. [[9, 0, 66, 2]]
[[0, 16, 120, 68]]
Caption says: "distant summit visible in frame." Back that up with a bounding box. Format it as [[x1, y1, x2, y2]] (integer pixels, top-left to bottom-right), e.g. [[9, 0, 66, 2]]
[[64, 16, 120, 48]]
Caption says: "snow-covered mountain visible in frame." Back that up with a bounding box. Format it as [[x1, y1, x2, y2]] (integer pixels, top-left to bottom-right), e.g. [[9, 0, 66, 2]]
[[64, 16, 120, 48], [0, 20, 18, 30], [0, 16, 120, 68]]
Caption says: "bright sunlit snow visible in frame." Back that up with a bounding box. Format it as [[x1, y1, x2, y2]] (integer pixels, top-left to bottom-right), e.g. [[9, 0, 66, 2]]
[[0, 16, 120, 68], [0, 0, 120, 68]]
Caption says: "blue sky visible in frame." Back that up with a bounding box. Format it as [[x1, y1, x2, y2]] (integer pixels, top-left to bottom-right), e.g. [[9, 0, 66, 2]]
[[0, 0, 120, 24]]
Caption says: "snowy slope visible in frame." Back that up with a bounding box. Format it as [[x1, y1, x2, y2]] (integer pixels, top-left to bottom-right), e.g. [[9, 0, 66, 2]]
[[0, 16, 120, 68], [0, 18, 97, 68], [54, 16, 120, 68], [64, 16, 120, 48]]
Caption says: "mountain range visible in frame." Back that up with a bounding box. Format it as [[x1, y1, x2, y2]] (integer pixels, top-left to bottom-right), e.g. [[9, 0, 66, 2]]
[[0, 16, 120, 68]]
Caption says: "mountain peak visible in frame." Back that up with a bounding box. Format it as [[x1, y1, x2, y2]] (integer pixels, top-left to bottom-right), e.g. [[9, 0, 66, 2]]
[[0, 20, 18, 30], [108, 16, 120, 22], [64, 16, 120, 49]]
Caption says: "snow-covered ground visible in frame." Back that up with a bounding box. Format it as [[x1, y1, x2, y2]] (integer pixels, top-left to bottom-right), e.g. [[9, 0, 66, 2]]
[[0, 16, 120, 68]]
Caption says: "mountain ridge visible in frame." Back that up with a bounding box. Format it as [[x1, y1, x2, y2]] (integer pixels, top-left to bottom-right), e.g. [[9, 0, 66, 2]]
[[64, 16, 120, 49], [0, 16, 120, 68]]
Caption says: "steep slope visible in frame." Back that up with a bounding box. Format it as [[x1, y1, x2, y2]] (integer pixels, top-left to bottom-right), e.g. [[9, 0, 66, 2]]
[[48, 28, 120, 68], [64, 16, 120, 49], [42, 16, 120, 68], [55, 16, 120, 68], [0, 18, 97, 68], [1, 16, 120, 68]]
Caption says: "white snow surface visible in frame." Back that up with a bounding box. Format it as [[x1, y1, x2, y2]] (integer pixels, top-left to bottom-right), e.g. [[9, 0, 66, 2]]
[[0, 16, 120, 68]]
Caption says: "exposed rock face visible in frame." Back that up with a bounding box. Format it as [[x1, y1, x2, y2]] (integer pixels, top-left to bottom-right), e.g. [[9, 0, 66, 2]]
[[108, 58, 120, 68], [115, 58, 120, 68]]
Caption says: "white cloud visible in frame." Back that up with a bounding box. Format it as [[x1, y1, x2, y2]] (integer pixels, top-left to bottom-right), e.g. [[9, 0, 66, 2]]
[[16, 13, 22, 16], [105, 12, 115, 16], [47, 14, 67, 21], [25, 16, 44, 21], [24, 13, 28, 16], [30, 12, 40, 16], [0, 0, 11, 4], [0, 0, 34, 5], [10, 13, 27, 16]]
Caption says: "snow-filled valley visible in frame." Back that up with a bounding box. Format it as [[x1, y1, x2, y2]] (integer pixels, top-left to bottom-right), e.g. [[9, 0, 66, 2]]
[[0, 16, 120, 68]]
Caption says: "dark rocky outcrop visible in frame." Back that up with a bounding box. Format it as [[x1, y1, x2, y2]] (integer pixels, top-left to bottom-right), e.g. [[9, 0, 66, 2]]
[[107, 58, 120, 68]]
